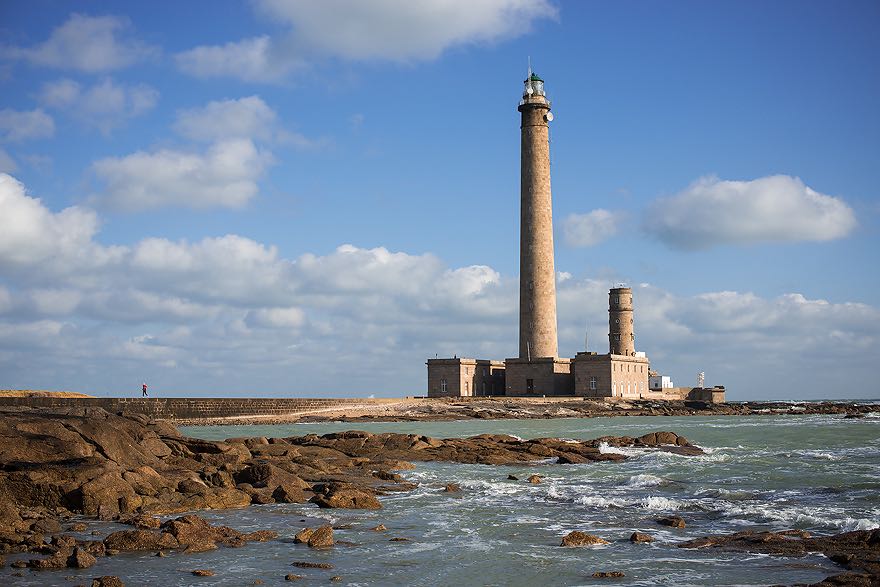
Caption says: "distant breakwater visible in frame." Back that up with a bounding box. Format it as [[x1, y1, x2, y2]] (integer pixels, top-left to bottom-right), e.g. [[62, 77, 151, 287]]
[[0, 396, 404, 420]]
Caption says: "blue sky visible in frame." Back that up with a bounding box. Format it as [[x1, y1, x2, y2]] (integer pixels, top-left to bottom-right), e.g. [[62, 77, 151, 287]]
[[0, 1, 878, 399]]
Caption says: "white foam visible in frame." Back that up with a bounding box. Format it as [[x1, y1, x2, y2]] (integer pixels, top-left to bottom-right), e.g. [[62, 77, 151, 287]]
[[640, 496, 683, 511], [713, 500, 880, 532], [598, 441, 637, 456], [626, 474, 666, 488]]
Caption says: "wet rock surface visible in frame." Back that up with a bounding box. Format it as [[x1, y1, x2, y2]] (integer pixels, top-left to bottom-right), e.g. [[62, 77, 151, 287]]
[[561, 531, 609, 547], [679, 529, 880, 586], [0, 406, 709, 581]]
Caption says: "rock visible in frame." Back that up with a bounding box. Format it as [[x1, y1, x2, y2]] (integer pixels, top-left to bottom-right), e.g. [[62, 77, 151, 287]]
[[155, 551, 166, 557], [373, 470, 402, 482], [68, 547, 97, 569], [123, 514, 162, 529], [292, 561, 334, 569], [370, 524, 387, 532], [557, 453, 590, 464], [192, 569, 215, 576], [507, 475, 519, 480], [91, 577, 125, 587], [285, 574, 303, 581], [294, 528, 314, 544], [592, 571, 625, 578], [29, 551, 69, 569], [443, 483, 461, 492], [528, 475, 542, 484], [630, 531, 654, 543], [68, 522, 88, 532], [273, 484, 312, 504], [103, 529, 179, 551], [311, 483, 382, 509], [657, 516, 686, 529], [561, 531, 609, 547], [331, 576, 342, 582], [307, 525, 334, 548], [178, 478, 208, 494], [161, 514, 232, 550], [676, 528, 880, 585], [243, 530, 277, 542], [254, 580, 264, 585], [31, 518, 62, 534], [389, 537, 409, 542]]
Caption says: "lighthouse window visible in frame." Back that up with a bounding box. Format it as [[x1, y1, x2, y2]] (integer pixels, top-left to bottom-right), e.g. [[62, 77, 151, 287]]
[[440, 379, 448, 393], [589, 377, 597, 390]]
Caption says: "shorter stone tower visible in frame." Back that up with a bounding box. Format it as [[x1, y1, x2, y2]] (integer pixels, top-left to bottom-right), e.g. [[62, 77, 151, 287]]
[[609, 287, 635, 356]]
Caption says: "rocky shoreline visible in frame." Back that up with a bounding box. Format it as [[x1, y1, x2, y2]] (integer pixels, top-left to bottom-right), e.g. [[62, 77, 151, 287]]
[[174, 398, 878, 426], [0, 406, 875, 586]]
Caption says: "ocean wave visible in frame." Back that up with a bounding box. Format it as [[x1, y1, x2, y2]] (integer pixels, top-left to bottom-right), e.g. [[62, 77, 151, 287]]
[[714, 501, 880, 532], [640, 496, 683, 511], [597, 442, 642, 456], [626, 474, 666, 488]]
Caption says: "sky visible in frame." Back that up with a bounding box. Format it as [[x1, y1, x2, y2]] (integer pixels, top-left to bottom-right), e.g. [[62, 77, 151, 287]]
[[0, 0, 878, 400]]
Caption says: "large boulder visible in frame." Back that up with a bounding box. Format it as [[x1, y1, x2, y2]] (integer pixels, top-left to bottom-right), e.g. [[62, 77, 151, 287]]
[[103, 530, 178, 551], [307, 525, 334, 548], [79, 472, 141, 518], [561, 531, 609, 547], [310, 483, 382, 509]]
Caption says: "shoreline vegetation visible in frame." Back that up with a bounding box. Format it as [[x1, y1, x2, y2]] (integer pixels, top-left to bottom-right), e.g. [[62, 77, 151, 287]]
[[0, 406, 876, 585], [174, 398, 877, 426]]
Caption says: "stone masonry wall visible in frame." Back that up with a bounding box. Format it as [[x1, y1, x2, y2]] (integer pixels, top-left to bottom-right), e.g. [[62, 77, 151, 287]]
[[0, 397, 404, 420]]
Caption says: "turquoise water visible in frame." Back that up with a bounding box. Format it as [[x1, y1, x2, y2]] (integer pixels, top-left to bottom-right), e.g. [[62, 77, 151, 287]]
[[6, 413, 880, 586]]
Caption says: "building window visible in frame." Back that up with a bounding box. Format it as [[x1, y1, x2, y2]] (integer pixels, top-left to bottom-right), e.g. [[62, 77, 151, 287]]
[[482, 382, 486, 394], [612, 383, 617, 395], [526, 379, 534, 393], [440, 378, 448, 393], [483, 368, 487, 376], [464, 382, 469, 394], [589, 376, 597, 390]]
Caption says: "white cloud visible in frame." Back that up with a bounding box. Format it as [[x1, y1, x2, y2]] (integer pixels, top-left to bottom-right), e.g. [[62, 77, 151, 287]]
[[40, 78, 158, 134], [0, 174, 115, 275], [255, 0, 558, 61], [563, 209, 623, 247], [91, 139, 273, 211], [0, 173, 877, 399], [645, 175, 857, 250], [175, 36, 302, 83], [173, 96, 277, 142], [245, 307, 305, 329], [175, 1, 556, 81], [5, 13, 158, 73], [0, 108, 55, 142]]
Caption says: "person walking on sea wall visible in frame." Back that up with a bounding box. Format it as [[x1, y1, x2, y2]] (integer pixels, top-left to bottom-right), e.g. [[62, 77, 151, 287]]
[[142, 382, 148, 397]]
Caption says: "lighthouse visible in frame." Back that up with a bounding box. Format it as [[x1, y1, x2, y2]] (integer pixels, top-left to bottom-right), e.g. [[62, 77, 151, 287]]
[[518, 67, 559, 360]]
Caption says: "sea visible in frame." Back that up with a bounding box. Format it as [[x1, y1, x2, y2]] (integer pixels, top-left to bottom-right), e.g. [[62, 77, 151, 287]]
[[5, 410, 880, 586]]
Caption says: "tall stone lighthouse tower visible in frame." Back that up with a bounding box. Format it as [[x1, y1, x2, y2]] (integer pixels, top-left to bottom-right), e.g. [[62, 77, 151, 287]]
[[518, 68, 558, 360]]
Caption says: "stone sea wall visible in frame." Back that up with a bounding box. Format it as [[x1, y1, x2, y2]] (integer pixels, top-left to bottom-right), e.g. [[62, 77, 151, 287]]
[[0, 396, 404, 420]]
